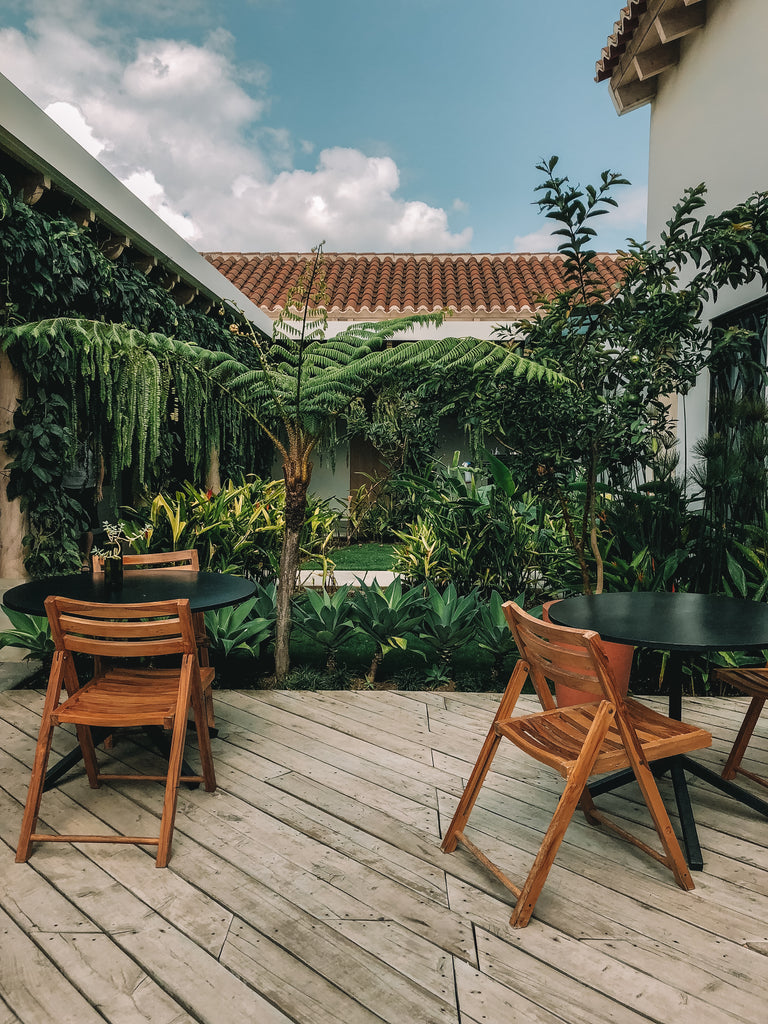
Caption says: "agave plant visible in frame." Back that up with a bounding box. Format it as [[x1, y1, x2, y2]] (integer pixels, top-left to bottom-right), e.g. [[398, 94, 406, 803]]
[[417, 582, 480, 676], [204, 584, 276, 660], [476, 590, 518, 681], [291, 585, 356, 672], [0, 608, 54, 662], [350, 578, 423, 684]]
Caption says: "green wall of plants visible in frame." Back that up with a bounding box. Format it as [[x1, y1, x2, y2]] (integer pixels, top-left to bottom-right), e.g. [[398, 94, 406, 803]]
[[0, 172, 271, 575]]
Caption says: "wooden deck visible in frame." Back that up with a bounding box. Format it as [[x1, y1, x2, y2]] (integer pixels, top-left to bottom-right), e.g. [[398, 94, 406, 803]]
[[0, 688, 766, 1024]]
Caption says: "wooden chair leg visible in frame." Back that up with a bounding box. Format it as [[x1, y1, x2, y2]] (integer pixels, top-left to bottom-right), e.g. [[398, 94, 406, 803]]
[[74, 723, 102, 788], [630, 757, 694, 890], [17, 652, 67, 863], [723, 695, 765, 780], [190, 667, 216, 793], [510, 704, 613, 928], [442, 660, 529, 854], [156, 701, 191, 868], [16, 710, 56, 863]]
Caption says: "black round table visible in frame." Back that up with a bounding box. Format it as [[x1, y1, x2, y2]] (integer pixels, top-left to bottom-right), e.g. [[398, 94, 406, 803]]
[[549, 592, 768, 869], [3, 570, 256, 616]]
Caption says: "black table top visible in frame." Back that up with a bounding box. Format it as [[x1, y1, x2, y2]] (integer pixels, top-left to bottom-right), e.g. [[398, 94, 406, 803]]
[[548, 592, 768, 653], [2, 570, 256, 617]]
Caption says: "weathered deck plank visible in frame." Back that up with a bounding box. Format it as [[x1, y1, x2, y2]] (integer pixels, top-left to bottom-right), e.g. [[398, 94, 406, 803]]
[[1, 689, 766, 1024]]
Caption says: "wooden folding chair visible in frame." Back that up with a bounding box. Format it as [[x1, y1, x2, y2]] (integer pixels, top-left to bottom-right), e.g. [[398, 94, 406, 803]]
[[712, 663, 768, 789], [16, 596, 216, 867], [442, 602, 712, 928], [92, 549, 215, 729]]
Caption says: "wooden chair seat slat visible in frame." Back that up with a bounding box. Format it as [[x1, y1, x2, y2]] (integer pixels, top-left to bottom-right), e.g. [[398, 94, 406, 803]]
[[442, 603, 712, 928]]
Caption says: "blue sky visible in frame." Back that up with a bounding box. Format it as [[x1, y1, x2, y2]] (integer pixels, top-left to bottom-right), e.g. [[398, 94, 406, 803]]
[[0, 0, 650, 253]]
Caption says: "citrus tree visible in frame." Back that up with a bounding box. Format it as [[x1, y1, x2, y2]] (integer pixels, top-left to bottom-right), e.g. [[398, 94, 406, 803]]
[[493, 157, 768, 594]]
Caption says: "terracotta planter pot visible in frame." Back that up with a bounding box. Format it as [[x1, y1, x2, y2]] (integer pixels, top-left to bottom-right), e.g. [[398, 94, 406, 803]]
[[542, 600, 633, 707]]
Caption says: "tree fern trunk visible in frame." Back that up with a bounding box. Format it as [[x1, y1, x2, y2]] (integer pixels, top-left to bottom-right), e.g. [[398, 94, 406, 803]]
[[275, 524, 301, 679], [274, 458, 311, 680]]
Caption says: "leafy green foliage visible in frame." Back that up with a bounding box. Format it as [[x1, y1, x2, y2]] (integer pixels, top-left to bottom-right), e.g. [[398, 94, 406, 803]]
[[119, 477, 340, 579], [0, 172, 269, 575], [391, 453, 560, 600], [476, 591, 519, 680], [492, 157, 768, 594], [204, 581, 277, 659]]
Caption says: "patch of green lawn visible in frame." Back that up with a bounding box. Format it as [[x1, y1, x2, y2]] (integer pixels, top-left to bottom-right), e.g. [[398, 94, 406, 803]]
[[304, 542, 396, 572]]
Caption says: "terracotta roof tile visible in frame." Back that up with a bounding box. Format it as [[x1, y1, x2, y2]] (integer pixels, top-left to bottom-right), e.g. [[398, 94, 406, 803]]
[[203, 252, 624, 321], [595, 1, 647, 82]]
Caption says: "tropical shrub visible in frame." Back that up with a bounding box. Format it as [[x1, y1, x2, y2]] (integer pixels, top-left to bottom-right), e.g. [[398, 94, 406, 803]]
[[0, 171, 270, 577], [492, 158, 768, 595], [118, 477, 340, 579], [416, 582, 481, 678], [476, 590, 519, 682], [0, 609, 54, 662], [205, 591, 275, 660], [391, 453, 559, 600]]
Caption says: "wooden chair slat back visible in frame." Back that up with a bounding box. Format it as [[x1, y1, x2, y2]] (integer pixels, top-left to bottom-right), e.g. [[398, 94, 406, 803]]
[[45, 596, 197, 658], [92, 550, 199, 572], [503, 602, 620, 703]]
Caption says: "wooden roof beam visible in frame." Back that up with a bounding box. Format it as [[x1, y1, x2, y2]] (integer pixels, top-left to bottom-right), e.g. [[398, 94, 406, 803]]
[[633, 40, 680, 81], [132, 253, 157, 275], [656, 3, 706, 44], [612, 77, 658, 115], [70, 205, 95, 228], [101, 235, 130, 260], [172, 284, 198, 307], [16, 171, 50, 206]]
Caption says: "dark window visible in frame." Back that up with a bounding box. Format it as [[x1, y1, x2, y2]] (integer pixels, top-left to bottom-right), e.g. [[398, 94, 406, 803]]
[[709, 297, 768, 425]]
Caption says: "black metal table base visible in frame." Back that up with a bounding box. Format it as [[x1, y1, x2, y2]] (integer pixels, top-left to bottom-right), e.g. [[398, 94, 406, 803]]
[[588, 754, 768, 871]]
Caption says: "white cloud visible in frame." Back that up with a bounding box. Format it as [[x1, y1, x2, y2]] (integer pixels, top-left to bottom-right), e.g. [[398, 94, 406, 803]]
[[602, 184, 648, 240], [513, 185, 648, 253], [44, 101, 104, 157], [512, 228, 559, 253], [122, 170, 199, 240], [0, 2, 471, 253]]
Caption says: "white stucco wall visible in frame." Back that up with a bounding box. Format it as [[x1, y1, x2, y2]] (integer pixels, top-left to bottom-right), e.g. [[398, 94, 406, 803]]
[[645, 0, 768, 463], [323, 318, 506, 341]]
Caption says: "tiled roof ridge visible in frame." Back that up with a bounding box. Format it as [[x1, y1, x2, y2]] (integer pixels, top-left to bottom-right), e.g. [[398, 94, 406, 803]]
[[595, 1, 648, 82], [204, 251, 625, 318], [203, 250, 620, 260]]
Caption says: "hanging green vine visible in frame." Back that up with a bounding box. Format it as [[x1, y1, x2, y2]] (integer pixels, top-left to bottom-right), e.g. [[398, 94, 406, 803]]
[[0, 172, 270, 575]]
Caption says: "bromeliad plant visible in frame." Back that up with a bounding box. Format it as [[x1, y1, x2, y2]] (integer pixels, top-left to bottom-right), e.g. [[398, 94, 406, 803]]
[[0, 608, 54, 662], [476, 590, 519, 683]]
